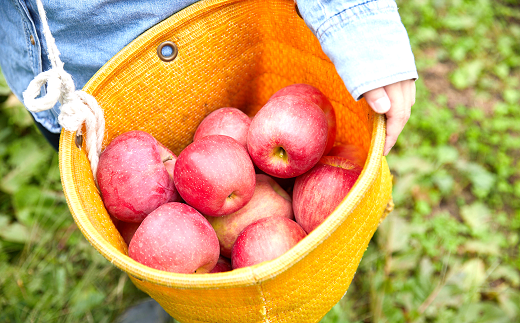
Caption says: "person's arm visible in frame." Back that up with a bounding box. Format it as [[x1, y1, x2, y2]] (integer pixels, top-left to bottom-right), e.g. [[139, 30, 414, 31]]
[[297, 0, 417, 155]]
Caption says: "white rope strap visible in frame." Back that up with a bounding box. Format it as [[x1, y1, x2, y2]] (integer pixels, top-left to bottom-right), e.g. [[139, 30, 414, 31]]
[[23, 0, 105, 181]]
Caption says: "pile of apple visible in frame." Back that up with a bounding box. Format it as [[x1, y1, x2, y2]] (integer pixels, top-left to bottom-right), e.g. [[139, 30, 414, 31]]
[[97, 84, 368, 274]]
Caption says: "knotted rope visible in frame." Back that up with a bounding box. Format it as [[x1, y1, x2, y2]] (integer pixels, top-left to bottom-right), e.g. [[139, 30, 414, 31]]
[[23, 0, 105, 181]]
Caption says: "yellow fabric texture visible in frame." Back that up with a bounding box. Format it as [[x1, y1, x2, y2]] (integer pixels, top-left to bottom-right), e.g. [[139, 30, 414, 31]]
[[58, 0, 394, 322]]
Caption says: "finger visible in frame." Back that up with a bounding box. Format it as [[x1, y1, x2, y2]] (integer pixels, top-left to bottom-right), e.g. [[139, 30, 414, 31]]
[[409, 80, 416, 107], [402, 79, 415, 109], [363, 87, 391, 114], [383, 82, 409, 156]]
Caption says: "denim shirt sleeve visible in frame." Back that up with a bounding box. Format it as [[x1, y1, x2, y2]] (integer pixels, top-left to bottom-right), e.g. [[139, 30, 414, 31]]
[[297, 0, 418, 100]]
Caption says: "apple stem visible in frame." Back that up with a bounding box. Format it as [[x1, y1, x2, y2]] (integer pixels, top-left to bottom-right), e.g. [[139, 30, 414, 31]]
[[274, 147, 288, 161], [162, 155, 173, 163]]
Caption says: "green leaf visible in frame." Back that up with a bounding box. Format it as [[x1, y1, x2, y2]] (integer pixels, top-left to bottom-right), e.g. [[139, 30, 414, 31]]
[[490, 265, 520, 288], [378, 215, 411, 254], [1, 137, 52, 194], [388, 155, 435, 175], [475, 303, 512, 323], [3, 96, 34, 129], [415, 200, 432, 216], [460, 202, 491, 235], [419, 257, 435, 283], [320, 299, 353, 323], [0, 220, 31, 244], [455, 160, 496, 198], [416, 26, 438, 43], [442, 15, 476, 30], [450, 60, 485, 90], [69, 286, 106, 317], [458, 259, 486, 292], [463, 239, 500, 256], [514, 181, 520, 197], [12, 186, 43, 226], [435, 145, 459, 165], [432, 171, 454, 195], [11, 185, 67, 228], [392, 172, 419, 206], [390, 251, 421, 273], [498, 35, 515, 57], [494, 63, 510, 79], [498, 289, 520, 320], [503, 88, 520, 104]]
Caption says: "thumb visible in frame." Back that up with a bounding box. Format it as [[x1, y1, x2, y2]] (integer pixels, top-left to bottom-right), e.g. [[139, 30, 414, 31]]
[[363, 87, 391, 114]]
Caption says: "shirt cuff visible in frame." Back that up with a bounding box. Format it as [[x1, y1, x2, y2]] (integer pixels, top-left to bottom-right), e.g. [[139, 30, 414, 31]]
[[298, 0, 418, 100]]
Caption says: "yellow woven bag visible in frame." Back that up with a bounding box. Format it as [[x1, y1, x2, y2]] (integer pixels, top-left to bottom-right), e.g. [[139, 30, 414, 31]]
[[59, 0, 393, 322]]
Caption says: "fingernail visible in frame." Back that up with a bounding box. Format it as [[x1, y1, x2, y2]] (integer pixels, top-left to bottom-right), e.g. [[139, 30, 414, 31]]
[[373, 96, 391, 114]]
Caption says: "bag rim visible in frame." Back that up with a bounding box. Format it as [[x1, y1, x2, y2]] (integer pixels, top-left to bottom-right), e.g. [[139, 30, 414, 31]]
[[58, 0, 388, 289]]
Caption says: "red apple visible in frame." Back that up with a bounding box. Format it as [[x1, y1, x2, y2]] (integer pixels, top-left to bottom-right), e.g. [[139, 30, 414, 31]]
[[293, 156, 362, 233], [247, 95, 328, 178], [194, 107, 251, 148], [231, 216, 306, 269], [157, 141, 178, 182], [174, 135, 256, 217], [206, 174, 293, 258], [209, 256, 233, 273], [97, 130, 180, 223], [128, 202, 219, 274], [328, 144, 368, 168], [115, 219, 141, 246], [270, 83, 337, 155], [255, 167, 296, 196], [271, 176, 296, 196]]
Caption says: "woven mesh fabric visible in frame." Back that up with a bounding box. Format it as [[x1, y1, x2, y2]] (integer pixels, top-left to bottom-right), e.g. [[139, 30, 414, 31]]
[[58, 0, 394, 322]]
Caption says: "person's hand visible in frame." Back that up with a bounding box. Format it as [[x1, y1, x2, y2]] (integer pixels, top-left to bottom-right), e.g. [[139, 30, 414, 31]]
[[363, 79, 416, 156]]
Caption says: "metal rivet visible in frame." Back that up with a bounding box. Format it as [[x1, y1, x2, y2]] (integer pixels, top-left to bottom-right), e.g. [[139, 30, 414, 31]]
[[75, 132, 83, 149], [30, 35, 35, 45], [295, 3, 302, 19], [157, 41, 178, 62]]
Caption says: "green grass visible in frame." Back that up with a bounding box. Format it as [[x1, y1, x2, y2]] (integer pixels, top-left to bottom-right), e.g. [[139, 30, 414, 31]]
[[320, 0, 520, 322], [1, 0, 520, 322]]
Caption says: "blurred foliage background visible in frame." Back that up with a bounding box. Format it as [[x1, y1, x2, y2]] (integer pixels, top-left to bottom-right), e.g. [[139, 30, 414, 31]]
[[1, 0, 519, 322]]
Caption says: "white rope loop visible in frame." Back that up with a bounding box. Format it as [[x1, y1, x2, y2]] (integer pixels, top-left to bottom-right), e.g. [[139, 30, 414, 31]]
[[22, 0, 105, 181], [23, 70, 62, 113]]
